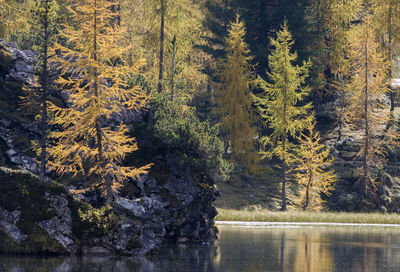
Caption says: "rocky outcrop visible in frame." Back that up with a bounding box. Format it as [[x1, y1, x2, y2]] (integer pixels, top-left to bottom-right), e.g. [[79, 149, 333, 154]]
[[0, 39, 39, 173], [0, 41, 219, 256], [0, 163, 218, 255]]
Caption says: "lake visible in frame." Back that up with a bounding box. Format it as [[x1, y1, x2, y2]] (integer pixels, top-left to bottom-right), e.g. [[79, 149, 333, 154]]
[[1, 224, 400, 271]]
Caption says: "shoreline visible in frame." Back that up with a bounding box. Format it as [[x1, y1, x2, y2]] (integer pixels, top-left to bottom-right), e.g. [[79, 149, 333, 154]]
[[215, 208, 400, 225], [215, 221, 400, 227]]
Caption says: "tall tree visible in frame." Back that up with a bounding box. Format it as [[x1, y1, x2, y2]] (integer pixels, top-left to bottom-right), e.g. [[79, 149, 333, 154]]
[[294, 122, 336, 211], [372, 0, 400, 120], [157, 0, 166, 93], [26, 0, 59, 183], [326, 0, 362, 140], [122, 0, 206, 95], [255, 21, 312, 211], [345, 16, 394, 197], [49, 0, 151, 203], [215, 15, 258, 173]]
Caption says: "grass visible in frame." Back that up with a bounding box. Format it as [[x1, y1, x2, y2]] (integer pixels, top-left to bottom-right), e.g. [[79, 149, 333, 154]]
[[216, 208, 400, 225]]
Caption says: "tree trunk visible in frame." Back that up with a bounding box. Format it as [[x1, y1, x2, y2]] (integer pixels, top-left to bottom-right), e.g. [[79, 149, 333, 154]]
[[303, 172, 312, 211], [281, 47, 288, 212], [363, 28, 369, 197], [93, 0, 113, 204], [281, 142, 287, 211], [389, 0, 395, 120], [157, 0, 165, 93], [170, 35, 176, 101], [39, 0, 50, 183]]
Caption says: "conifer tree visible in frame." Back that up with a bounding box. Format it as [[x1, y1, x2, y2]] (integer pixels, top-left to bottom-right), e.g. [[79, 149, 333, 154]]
[[24, 0, 59, 183], [372, 0, 400, 119], [215, 15, 258, 173], [122, 0, 206, 95], [49, 0, 151, 203], [294, 122, 336, 211], [255, 21, 312, 211], [326, 0, 362, 141], [345, 16, 394, 196]]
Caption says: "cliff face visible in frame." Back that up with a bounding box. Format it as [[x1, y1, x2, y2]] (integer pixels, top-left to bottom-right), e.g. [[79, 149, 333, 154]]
[[0, 40, 219, 255]]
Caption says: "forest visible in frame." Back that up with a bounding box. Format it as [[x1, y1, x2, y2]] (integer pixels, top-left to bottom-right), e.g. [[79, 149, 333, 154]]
[[1, 0, 400, 229]]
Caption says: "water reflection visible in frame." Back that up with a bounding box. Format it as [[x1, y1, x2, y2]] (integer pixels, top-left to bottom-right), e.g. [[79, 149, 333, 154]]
[[1, 225, 400, 272]]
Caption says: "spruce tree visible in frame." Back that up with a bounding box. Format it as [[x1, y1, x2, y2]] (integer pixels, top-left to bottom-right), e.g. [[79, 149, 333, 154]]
[[215, 15, 258, 173], [255, 21, 312, 211], [294, 122, 336, 211], [21, 0, 59, 183], [49, 0, 151, 203]]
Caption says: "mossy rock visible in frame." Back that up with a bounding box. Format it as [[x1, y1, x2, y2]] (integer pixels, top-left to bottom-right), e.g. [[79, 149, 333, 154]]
[[0, 167, 78, 254]]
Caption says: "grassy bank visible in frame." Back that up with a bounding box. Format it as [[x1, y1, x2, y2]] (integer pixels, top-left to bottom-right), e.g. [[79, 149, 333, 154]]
[[216, 208, 400, 225]]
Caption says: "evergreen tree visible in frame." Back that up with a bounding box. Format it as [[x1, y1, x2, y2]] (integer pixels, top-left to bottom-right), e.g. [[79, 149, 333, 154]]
[[49, 0, 151, 203], [23, 0, 59, 183], [215, 15, 258, 173], [345, 16, 394, 197], [294, 122, 336, 211], [255, 21, 312, 211]]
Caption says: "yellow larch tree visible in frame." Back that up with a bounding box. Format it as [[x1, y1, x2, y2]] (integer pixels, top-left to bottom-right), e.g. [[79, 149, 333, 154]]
[[372, 0, 400, 119], [294, 122, 336, 211], [255, 21, 313, 211], [326, 0, 362, 140], [215, 15, 258, 173], [49, 0, 151, 203], [122, 0, 207, 97], [345, 16, 395, 197]]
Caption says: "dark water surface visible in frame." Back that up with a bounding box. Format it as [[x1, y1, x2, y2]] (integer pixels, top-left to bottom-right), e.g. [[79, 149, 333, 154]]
[[1, 224, 400, 272]]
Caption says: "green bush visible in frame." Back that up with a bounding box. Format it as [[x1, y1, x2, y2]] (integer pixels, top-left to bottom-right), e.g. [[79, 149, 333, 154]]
[[78, 205, 119, 236], [151, 93, 232, 183]]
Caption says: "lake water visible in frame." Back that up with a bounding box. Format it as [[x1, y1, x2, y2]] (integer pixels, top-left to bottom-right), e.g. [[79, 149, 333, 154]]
[[1, 224, 400, 272]]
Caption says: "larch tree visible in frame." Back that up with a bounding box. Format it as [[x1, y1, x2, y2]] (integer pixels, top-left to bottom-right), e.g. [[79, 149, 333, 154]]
[[326, 0, 362, 140], [294, 121, 336, 211], [21, 0, 59, 183], [345, 16, 394, 197], [0, 0, 32, 39], [372, 0, 400, 120], [122, 0, 207, 96], [215, 15, 258, 173], [254, 21, 312, 211], [49, 0, 151, 203]]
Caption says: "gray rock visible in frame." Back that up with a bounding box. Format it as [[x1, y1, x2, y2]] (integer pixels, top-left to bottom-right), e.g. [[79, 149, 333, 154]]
[[37, 193, 73, 248], [0, 207, 27, 243], [114, 198, 146, 218]]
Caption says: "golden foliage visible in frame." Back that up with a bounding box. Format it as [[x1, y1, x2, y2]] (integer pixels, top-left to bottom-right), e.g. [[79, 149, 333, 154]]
[[255, 21, 313, 164], [215, 15, 258, 172], [294, 122, 336, 211], [254, 21, 312, 210], [48, 0, 151, 201], [121, 0, 208, 95], [345, 16, 397, 193], [0, 0, 33, 39]]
